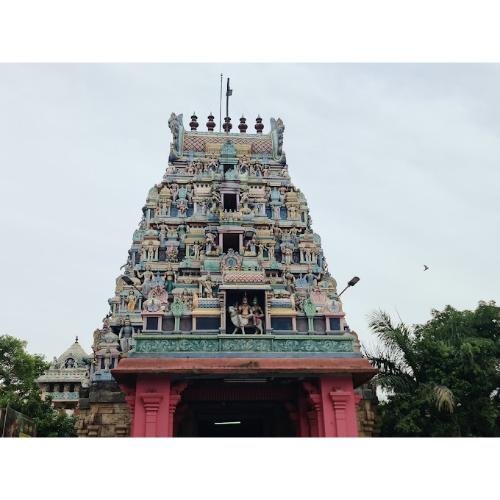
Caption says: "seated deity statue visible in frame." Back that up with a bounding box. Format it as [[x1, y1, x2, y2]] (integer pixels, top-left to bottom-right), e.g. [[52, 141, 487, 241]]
[[228, 296, 253, 335], [227, 296, 264, 334], [238, 295, 252, 318]]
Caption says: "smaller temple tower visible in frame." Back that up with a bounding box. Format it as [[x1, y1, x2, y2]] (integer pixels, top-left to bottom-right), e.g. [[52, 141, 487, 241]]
[[37, 338, 91, 415]]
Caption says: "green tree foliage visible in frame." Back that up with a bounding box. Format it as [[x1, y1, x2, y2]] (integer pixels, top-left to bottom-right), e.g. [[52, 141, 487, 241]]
[[364, 301, 500, 437], [0, 335, 76, 437]]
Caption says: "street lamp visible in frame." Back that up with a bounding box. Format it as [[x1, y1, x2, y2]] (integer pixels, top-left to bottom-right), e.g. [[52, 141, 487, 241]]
[[120, 275, 145, 297], [337, 276, 360, 297]]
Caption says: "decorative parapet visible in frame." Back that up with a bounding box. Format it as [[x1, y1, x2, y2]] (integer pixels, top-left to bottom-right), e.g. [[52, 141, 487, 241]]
[[222, 270, 267, 284], [37, 368, 89, 383], [196, 298, 220, 308], [133, 334, 353, 355], [269, 298, 294, 308], [182, 132, 273, 156], [46, 391, 80, 401]]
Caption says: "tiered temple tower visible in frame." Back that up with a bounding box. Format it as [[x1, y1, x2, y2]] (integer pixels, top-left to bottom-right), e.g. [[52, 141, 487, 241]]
[[37, 338, 90, 415], [77, 111, 376, 437]]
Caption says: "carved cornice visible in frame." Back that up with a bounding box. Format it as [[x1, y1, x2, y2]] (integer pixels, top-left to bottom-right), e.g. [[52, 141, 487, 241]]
[[133, 335, 353, 354]]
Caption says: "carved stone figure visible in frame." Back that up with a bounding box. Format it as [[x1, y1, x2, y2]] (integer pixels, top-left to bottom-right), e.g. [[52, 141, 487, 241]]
[[228, 303, 253, 334], [170, 182, 179, 201], [92, 329, 102, 347], [126, 291, 137, 312], [266, 242, 275, 260], [119, 317, 135, 352], [143, 295, 162, 312], [305, 268, 317, 288], [281, 246, 293, 265], [166, 246, 179, 262], [244, 236, 257, 255], [285, 271, 296, 292], [192, 241, 201, 260], [205, 232, 217, 254], [186, 162, 196, 175], [168, 113, 183, 144], [181, 289, 193, 310], [201, 274, 214, 298], [274, 118, 285, 155], [103, 348, 112, 372], [102, 314, 111, 332], [251, 297, 264, 334], [159, 225, 167, 244]]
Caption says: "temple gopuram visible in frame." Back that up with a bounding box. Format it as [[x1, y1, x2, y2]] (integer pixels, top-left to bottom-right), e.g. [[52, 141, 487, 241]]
[[76, 109, 377, 437], [37, 337, 90, 415]]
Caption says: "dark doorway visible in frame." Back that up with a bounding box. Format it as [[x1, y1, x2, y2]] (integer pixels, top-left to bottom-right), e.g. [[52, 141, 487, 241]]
[[176, 401, 295, 437], [223, 193, 237, 211], [174, 380, 298, 437], [222, 233, 240, 253], [225, 289, 266, 334]]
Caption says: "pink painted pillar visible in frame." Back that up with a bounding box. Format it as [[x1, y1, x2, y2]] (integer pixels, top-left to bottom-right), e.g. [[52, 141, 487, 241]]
[[307, 410, 318, 437], [301, 381, 324, 437], [167, 382, 188, 437], [297, 393, 310, 437], [319, 376, 358, 437], [311, 394, 324, 437], [118, 382, 137, 436], [133, 375, 171, 437], [125, 393, 136, 434], [168, 395, 181, 437]]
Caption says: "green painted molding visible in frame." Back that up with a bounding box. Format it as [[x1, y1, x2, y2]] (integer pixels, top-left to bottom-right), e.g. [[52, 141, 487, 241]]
[[134, 334, 353, 354]]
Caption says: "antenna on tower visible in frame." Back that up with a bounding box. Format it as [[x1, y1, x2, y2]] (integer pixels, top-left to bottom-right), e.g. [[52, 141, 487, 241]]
[[219, 73, 223, 132]]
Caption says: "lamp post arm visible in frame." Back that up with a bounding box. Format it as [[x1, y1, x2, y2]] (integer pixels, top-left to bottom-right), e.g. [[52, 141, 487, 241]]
[[130, 284, 145, 298], [120, 275, 146, 298]]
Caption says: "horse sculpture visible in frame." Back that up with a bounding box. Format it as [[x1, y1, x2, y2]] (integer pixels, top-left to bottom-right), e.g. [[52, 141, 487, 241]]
[[228, 306, 263, 334], [228, 306, 252, 334]]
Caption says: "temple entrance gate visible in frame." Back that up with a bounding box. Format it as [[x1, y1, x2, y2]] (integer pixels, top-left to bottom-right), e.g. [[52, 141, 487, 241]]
[[174, 379, 296, 437]]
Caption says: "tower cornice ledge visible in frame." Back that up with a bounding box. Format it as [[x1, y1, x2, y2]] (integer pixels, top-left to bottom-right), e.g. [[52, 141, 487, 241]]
[[112, 357, 376, 387]]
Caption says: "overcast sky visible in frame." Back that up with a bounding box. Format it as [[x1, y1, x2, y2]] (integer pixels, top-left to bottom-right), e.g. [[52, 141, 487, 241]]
[[0, 64, 499, 358]]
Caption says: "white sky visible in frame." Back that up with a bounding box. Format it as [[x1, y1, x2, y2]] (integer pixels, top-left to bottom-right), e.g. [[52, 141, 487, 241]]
[[0, 63, 499, 358]]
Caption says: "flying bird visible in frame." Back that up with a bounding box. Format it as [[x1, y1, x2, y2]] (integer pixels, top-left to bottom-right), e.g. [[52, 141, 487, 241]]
[[423, 265, 429, 271]]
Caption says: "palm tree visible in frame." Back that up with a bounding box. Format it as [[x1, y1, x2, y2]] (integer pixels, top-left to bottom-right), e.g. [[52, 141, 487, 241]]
[[364, 311, 455, 414]]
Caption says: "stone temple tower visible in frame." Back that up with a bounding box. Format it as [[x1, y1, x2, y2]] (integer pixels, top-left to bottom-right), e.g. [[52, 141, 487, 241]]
[[77, 111, 376, 437]]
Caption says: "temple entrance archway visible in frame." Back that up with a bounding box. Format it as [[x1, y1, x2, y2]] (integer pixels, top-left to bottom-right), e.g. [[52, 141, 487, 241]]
[[173, 379, 297, 437]]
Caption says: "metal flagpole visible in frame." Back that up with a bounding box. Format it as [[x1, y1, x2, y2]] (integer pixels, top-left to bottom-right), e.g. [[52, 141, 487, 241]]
[[226, 77, 232, 120], [219, 73, 223, 132]]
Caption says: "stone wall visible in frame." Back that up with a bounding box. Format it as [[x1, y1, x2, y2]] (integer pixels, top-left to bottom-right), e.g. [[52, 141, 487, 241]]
[[75, 381, 130, 437], [356, 383, 380, 437]]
